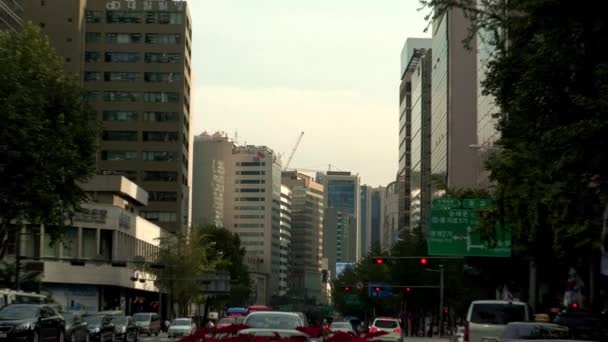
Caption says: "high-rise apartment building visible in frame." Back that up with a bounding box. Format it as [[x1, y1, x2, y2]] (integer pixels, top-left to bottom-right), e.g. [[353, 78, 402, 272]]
[[191, 132, 286, 304], [430, 9, 478, 194], [278, 185, 292, 297], [24, 0, 193, 234], [399, 38, 432, 235], [0, 0, 22, 32], [316, 171, 360, 277], [281, 171, 324, 304]]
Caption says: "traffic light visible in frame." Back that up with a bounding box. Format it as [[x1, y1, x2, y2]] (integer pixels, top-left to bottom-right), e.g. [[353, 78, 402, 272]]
[[420, 258, 428, 265], [374, 287, 381, 293], [343, 286, 352, 292], [373, 258, 386, 265], [443, 308, 449, 315], [405, 287, 411, 293]]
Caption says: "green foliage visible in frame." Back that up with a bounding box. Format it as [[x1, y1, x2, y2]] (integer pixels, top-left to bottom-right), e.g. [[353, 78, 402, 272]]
[[0, 24, 98, 256], [420, 0, 608, 262], [0, 261, 40, 291]]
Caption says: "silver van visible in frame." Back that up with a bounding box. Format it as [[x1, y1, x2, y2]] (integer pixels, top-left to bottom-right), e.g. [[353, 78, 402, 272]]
[[465, 300, 531, 342], [132, 312, 161, 336]]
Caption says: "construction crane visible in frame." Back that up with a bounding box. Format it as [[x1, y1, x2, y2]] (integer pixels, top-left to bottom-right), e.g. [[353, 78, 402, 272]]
[[283, 131, 304, 171]]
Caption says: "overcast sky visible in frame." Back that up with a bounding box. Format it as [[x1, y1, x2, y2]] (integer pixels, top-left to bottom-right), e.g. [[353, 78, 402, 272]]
[[188, 0, 430, 186]]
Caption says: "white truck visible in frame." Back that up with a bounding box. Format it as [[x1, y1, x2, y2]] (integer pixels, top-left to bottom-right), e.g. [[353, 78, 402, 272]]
[[465, 300, 532, 342]]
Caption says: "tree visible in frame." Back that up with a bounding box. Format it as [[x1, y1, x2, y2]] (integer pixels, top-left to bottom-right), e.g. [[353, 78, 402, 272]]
[[419, 0, 608, 264], [0, 24, 98, 258], [199, 225, 252, 307]]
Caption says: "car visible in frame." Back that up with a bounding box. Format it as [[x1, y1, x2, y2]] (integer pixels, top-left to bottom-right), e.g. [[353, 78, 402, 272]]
[[466, 300, 532, 342], [111, 316, 138, 342], [132, 312, 161, 336], [294, 312, 309, 327], [83, 314, 115, 342], [0, 304, 65, 342], [168, 318, 196, 338], [243, 311, 305, 331], [62, 311, 90, 342], [451, 326, 464, 342], [216, 316, 245, 329], [369, 317, 402, 342], [238, 328, 310, 341], [329, 321, 355, 334], [553, 310, 608, 342], [499, 322, 569, 341]]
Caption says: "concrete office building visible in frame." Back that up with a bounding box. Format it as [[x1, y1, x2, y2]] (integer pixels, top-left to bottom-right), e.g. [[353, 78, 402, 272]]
[[0, 0, 22, 32], [281, 171, 324, 303], [316, 171, 360, 277], [399, 38, 432, 235], [430, 9, 478, 194], [278, 185, 292, 297], [191, 132, 285, 304], [3, 175, 165, 313], [24, 0, 193, 234]]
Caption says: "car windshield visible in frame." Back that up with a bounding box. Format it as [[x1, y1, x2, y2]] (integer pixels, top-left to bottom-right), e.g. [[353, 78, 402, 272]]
[[471, 304, 526, 325], [83, 315, 103, 325], [62, 312, 76, 322], [133, 314, 151, 322], [331, 322, 352, 329], [112, 317, 127, 325], [0, 305, 40, 320], [502, 324, 569, 340], [374, 320, 398, 329], [219, 317, 235, 324], [245, 313, 303, 329], [173, 319, 191, 326]]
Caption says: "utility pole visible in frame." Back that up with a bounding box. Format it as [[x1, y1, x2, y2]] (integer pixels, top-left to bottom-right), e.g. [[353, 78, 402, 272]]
[[439, 264, 444, 337], [14, 227, 21, 291]]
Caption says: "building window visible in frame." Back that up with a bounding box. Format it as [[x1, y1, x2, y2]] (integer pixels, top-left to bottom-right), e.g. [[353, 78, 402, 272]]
[[81, 228, 97, 259], [236, 170, 265, 175], [143, 111, 178, 122], [143, 92, 179, 103], [237, 188, 265, 193], [106, 32, 143, 44], [85, 32, 101, 43], [144, 72, 181, 83], [104, 91, 140, 102], [61, 227, 79, 258], [66, 37, 72, 42], [84, 91, 101, 102], [65, 58, 71, 63], [144, 52, 181, 63], [102, 131, 138, 141], [145, 33, 181, 44], [85, 10, 103, 23], [105, 52, 140, 63], [141, 211, 177, 222], [237, 179, 265, 184], [146, 12, 184, 24], [106, 11, 143, 24], [104, 71, 139, 82], [101, 151, 138, 161], [67, 17, 73, 22], [102, 111, 138, 122], [237, 161, 265, 167], [84, 71, 101, 82], [85, 51, 101, 62], [149, 191, 178, 202], [143, 131, 179, 142], [142, 171, 177, 182], [142, 151, 178, 162], [111, 170, 138, 181]]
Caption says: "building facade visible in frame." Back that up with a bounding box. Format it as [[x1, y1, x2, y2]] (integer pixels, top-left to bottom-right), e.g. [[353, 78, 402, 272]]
[[191, 132, 285, 304], [430, 9, 478, 196], [316, 171, 360, 277], [0, 0, 22, 32], [278, 185, 292, 297], [281, 171, 324, 304], [24, 0, 193, 234], [361, 185, 385, 253], [382, 181, 400, 248]]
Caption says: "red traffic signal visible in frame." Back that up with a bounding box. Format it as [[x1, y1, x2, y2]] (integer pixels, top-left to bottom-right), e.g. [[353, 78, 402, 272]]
[[405, 287, 411, 292], [344, 286, 351, 292], [420, 258, 428, 265], [374, 258, 386, 265], [374, 287, 381, 292], [443, 308, 449, 314]]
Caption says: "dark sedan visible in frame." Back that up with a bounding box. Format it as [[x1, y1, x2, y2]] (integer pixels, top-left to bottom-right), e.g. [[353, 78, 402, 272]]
[[83, 315, 115, 342], [0, 304, 65, 342], [111, 316, 138, 342], [62, 312, 89, 342]]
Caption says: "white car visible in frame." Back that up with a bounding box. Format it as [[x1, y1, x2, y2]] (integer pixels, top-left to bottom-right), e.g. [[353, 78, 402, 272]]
[[329, 321, 355, 334], [168, 318, 196, 338], [465, 300, 531, 342], [369, 317, 402, 342]]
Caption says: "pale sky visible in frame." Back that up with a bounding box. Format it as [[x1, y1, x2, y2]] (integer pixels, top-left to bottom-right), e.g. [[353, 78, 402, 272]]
[[188, 0, 430, 186]]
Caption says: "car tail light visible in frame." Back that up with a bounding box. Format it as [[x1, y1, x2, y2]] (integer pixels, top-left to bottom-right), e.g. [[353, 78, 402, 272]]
[[394, 328, 402, 333], [369, 327, 378, 332], [464, 321, 470, 342]]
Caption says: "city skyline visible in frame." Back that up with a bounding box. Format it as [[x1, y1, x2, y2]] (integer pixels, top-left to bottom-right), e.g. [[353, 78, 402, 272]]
[[189, 0, 430, 186]]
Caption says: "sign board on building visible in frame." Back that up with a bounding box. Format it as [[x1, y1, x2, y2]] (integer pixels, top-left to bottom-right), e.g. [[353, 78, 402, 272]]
[[428, 206, 511, 257], [431, 198, 462, 208], [73, 208, 107, 224]]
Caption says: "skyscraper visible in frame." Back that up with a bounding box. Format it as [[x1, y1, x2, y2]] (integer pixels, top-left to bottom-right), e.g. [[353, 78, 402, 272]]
[[0, 0, 22, 32], [281, 171, 324, 304], [24, 0, 193, 234], [278, 185, 292, 297], [316, 171, 360, 278], [191, 132, 286, 304], [361, 185, 385, 253], [430, 9, 478, 193]]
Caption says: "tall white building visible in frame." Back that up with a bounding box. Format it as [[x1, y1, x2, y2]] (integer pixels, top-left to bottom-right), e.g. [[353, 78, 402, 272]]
[[192, 132, 286, 304], [278, 185, 292, 297]]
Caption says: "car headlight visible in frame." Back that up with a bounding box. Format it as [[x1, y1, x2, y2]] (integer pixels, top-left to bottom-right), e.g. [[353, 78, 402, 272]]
[[92, 327, 100, 333], [14, 322, 32, 332]]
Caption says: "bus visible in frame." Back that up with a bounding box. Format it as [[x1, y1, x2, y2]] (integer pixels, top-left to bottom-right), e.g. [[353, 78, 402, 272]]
[[0, 289, 48, 307], [247, 304, 272, 313]]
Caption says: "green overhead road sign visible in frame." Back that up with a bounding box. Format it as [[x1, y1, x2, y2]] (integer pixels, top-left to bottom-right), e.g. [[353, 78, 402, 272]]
[[432, 198, 462, 208], [462, 198, 495, 209], [345, 293, 362, 306], [428, 207, 511, 257]]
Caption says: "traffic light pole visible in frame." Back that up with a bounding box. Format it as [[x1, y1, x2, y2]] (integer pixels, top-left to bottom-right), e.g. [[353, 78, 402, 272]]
[[439, 265, 444, 337]]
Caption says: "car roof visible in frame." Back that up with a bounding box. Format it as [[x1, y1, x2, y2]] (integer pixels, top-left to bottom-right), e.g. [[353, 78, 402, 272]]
[[247, 311, 298, 316], [2, 303, 45, 308], [471, 300, 527, 305], [373, 317, 399, 321]]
